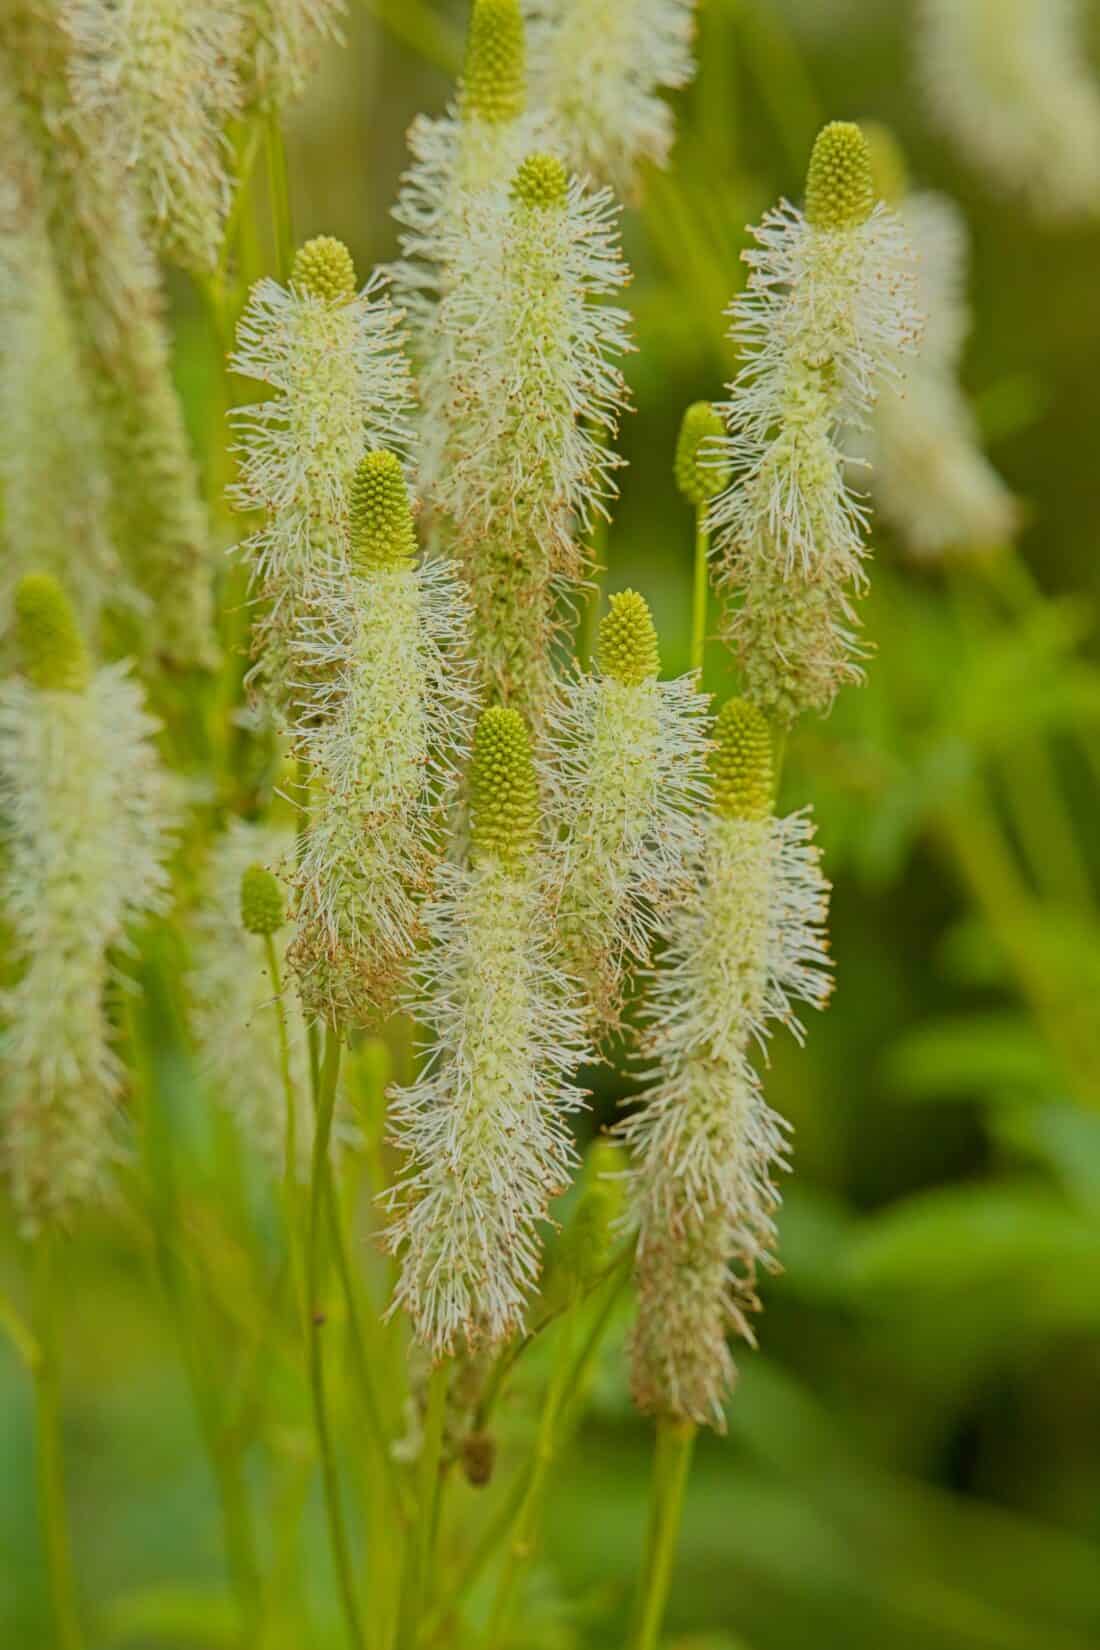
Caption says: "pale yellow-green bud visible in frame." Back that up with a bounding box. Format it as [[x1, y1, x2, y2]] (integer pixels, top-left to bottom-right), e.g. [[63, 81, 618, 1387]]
[[805, 121, 875, 230], [463, 0, 526, 126], [349, 451, 417, 573], [711, 697, 773, 821], [291, 235, 357, 302], [240, 863, 285, 936], [469, 706, 539, 868], [674, 401, 730, 507], [510, 151, 568, 210], [598, 590, 660, 685], [860, 120, 910, 209], [13, 573, 90, 694]]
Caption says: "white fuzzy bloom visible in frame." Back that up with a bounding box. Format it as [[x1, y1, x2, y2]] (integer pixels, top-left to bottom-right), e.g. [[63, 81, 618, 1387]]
[[239, 0, 345, 110], [917, 0, 1100, 221], [523, 0, 698, 197], [0, 663, 174, 1231], [622, 805, 830, 1429], [63, 0, 246, 272], [869, 193, 1018, 557]]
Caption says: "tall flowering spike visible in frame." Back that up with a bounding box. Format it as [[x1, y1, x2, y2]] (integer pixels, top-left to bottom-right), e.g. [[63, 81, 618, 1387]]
[[288, 449, 473, 1028], [710, 119, 920, 724], [544, 591, 710, 1033], [523, 0, 699, 198], [0, 580, 174, 1232], [917, 0, 1100, 222], [428, 152, 632, 721], [62, 0, 246, 272], [230, 236, 413, 725], [239, 0, 346, 112], [674, 402, 730, 509], [620, 696, 831, 1429], [464, 0, 526, 124], [386, 706, 591, 1356]]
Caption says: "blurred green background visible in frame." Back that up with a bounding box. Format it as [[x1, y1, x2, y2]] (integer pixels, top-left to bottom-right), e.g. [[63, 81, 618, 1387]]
[[5, 2, 1100, 1646]]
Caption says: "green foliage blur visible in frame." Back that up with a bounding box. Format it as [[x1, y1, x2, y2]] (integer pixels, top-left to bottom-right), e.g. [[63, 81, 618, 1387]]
[[4, 2, 1100, 1646]]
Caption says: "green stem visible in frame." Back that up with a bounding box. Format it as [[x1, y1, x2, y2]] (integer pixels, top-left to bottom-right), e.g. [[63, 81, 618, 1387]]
[[629, 1417, 696, 1650], [397, 1359, 450, 1650], [691, 504, 709, 682], [29, 1235, 82, 1650], [307, 1028, 367, 1650], [265, 117, 294, 283], [264, 934, 303, 1314]]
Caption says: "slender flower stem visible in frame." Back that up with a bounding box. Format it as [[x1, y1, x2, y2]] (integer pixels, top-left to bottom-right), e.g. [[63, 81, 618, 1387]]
[[306, 1028, 366, 1650], [629, 1417, 696, 1650], [691, 503, 709, 681], [396, 1358, 450, 1650], [264, 934, 303, 1311], [29, 1235, 82, 1650]]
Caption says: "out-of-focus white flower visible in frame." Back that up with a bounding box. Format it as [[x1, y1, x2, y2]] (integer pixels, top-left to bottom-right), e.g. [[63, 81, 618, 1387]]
[[710, 121, 920, 724], [523, 0, 698, 198], [386, 707, 591, 1356], [621, 699, 830, 1429], [543, 589, 710, 1032], [917, 0, 1100, 221], [239, 0, 345, 110]]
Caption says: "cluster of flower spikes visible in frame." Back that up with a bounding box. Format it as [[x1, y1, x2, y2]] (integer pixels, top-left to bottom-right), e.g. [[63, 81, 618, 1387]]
[[542, 589, 711, 1034], [621, 698, 831, 1430], [0, 575, 173, 1233], [710, 120, 921, 724], [288, 447, 473, 1028], [386, 705, 591, 1357]]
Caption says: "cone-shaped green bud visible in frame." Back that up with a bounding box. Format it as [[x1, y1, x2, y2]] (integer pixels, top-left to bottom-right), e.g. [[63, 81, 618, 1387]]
[[14, 573, 90, 694], [674, 402, 730, 507], [463, 0, 526, 126], [860, 120, 909, 209], [349, 451, 417, 573], [805, 121, 874, 230], [599, 590, 660, 685], [511, 151, 568, 210], [712, 697, 773, 821], [291, 235, 357, 302], [240, 863, 285, 936], [469, 706, 539, 869]]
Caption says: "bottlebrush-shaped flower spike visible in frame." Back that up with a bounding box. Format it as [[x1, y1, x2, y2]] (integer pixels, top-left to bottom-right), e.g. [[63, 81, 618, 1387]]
[[523, 0, 698, 198], [230, 237, 414, 724], [543, 590, 710, 1032], [621, 698, 831, 1429], [429, 150, 632, 721], [0, 576, 174, 1232], [386, 707, 591, 1356], [288, 451, 474, 1027], [710, 120, 920, 724], [239, 0, 346, 111]]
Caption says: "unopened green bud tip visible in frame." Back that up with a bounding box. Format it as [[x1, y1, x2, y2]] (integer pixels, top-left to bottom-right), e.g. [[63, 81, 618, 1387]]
[[291, 235, 357, 302], [674, 402, 730, 506], [13, 573, 89, 694], [805, 121, 874, 230], [599, 590, 660, 686], [511, 151, 568, 210], [469, 706, 539, 867], [240, 863, 285, 936], [464, 0, 526, 126], [350, 451, 417, 573], [712, 697, 774, 821]]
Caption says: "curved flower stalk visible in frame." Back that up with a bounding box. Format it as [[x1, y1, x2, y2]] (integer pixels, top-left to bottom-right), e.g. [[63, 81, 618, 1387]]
[[917, 0, 1100, 221], [386, 707, 591, 1356], [287, 451, 473, 1026], [621, 699, 830, 1429], [0, 576, 174, 1233], [543, 590, 710, 1033], [860, 129, 1018, 558], [63, 0, 246, 273], [230, 236, 414, 724], [523, 0, 698, 198], [710, 121, 920, 724], [431, 151, 632, 720], [239, 0, 345, 111]]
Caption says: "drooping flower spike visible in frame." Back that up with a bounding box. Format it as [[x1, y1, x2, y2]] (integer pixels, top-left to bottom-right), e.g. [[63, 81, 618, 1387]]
[[622, 698, 831, 1429], [543, 590, 711, 1033], [710, 121, 920, 724], [386, 707, 591, 1356], [0, 576, 174, 1233], [287, 450, 473, 1027]]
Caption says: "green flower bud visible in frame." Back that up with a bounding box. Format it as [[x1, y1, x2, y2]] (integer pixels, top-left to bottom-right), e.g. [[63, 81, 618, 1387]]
[[805, 121, 874, 230], [463, 0, 526, 126], [511, 151, 568, 210], [13, 573, 90, 694], [240, 863, 286, 936], [674, 402, 730, 507], [291, 236, 357, 303], [712, 697, 774, 821], [598, 590, 660, 685], [859, 120, 910, 209], [469, 706, 539, 868], [349, 451, 417, 573]]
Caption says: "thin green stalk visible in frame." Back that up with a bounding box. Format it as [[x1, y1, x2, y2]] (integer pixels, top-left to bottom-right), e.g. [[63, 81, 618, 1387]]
[[307, 1028, 367, 1650], [266, 117, 294, 283], [396, 1359, 450, 1650], [629, 1417, 696, 1650], [691, 504, 709, 681], [264, 934, 304, 1315], [29, 1235, 82, 1650]]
